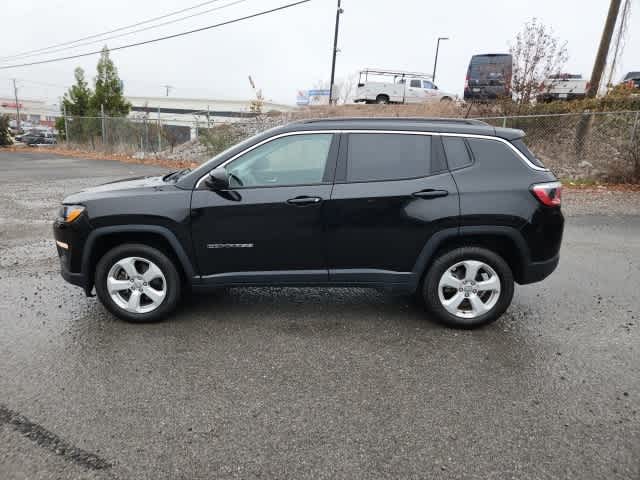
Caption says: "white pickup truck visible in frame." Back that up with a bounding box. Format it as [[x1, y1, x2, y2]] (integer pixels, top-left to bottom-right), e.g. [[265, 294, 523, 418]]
[[354, 69, 455, 104], [537, 74, 589, 102]]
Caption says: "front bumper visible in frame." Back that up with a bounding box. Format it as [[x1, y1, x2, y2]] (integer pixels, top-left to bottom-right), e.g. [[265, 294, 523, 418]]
[[53, 218, 91, 293]]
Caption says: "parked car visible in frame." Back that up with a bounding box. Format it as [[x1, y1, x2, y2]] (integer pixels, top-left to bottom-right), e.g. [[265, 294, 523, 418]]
[[537, 73, 589, 102], [54, 117, 564, 328], [622, 71, 640, 89], [354, 69, 455, 104], [22, 130, 56, 145], [464, 54, 513, 100]]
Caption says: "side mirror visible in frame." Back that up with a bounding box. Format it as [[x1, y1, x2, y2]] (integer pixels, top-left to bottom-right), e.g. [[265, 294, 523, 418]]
[[205, 167, 230, 190]]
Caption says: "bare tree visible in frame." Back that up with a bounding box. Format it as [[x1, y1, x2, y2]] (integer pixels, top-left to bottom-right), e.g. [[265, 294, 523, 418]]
[[510, 18, 568, 105], [338, 72, 359, 104]]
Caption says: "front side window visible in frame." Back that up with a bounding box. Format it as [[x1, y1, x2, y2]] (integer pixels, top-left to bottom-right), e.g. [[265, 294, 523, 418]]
[[225, 133, 333, 187], [422, 80, 435, 89], [346, 133, 431, 182]]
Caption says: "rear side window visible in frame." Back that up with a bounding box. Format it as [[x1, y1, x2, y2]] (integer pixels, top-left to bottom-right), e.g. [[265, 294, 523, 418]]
[[410, 79, 422, 88], [511, 138, 546, 168], [347, 133, 431, 182], [442, 137, 473, 170], [467, 137, 537, 170]]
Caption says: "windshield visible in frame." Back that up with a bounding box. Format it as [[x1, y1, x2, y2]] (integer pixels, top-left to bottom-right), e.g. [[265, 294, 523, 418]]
[[187, 132, 260, 179], [468, 55, 512, 85]]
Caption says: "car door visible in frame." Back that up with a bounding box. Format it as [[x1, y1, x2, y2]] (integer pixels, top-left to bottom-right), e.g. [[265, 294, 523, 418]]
[[325, 132, 459, 282], [422, 80, 440, 100], [190, 132, 339, 281], [405, 79, 426, 103]]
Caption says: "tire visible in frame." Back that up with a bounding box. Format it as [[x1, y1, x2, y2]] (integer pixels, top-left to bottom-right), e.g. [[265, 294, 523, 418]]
[[376, 94, 389, 104], [95, 243, 181, 323], [422, 247, 514, 329], [440, 96, 452, 102]]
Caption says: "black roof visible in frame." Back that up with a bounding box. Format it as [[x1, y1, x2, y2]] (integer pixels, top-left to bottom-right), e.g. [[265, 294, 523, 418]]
[[277, 117, 523, 140]]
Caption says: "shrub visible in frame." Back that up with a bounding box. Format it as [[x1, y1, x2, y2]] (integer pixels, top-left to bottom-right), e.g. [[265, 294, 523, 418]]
[[0, 115, 12, 146]]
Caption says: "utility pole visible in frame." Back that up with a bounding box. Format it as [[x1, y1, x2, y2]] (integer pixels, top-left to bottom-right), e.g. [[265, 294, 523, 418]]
[[163, 85, 173, 97], [328, 0, 343, 105], [432, 37, 449, 83], [587, 0, 622, 97], [12, 79, 21, 132]]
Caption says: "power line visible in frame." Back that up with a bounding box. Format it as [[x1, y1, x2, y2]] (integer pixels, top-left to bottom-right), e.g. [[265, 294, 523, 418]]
[[0, 0, 312, 71], [0, 0, 250, 63], [0, 0, 229, 62]]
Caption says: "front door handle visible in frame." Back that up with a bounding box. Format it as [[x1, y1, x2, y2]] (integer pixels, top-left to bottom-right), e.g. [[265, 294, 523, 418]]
[[412, 189, 449, 199], [286, 196, 323, 206]]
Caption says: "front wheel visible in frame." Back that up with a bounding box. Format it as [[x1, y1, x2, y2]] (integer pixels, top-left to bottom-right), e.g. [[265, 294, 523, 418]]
[[422, 247, 514, 328], [95, 244, 181, 322]]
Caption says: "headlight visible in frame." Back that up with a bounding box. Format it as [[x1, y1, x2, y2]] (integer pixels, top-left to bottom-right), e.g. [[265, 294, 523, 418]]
[[59, 205, 85, 223]]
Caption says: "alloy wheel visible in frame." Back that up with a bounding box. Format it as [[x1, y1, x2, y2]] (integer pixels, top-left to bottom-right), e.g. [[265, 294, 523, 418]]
[[107, 257, 167, 314], [437, 260, 501, 319]]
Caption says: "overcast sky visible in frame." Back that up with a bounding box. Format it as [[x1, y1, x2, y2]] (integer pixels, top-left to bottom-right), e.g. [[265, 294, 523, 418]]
[[0, 0, 638, 105]]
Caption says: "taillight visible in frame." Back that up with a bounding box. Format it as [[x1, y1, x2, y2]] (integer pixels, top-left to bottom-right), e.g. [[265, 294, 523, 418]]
[[464, 74, 469, 89], [531, 181, 562, 207]]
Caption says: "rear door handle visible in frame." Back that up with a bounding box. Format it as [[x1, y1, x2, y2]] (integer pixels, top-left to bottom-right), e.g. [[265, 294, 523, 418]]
[[286, 196, 323, 206], [411, 189, 449, 199]]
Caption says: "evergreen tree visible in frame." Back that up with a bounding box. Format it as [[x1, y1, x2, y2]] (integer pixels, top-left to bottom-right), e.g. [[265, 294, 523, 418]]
[[62, 67, 92, 116], [90, 46, 131, 116]]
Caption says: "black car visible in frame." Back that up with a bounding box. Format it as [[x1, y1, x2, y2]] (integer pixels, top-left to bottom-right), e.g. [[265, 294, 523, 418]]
[[54, 117, 563, 328], [464, 54, 513, 101]]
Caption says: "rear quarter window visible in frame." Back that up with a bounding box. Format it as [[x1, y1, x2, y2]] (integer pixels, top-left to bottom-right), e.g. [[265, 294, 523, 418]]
[[467, 137, 533, 170], [511, 138, 546, 168]]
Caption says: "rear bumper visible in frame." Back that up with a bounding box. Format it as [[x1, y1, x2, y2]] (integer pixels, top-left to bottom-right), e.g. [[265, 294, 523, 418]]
[[518, 253, 559, 285]]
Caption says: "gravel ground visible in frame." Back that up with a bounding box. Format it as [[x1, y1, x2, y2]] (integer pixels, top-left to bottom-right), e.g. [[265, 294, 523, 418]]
[[0, 152, 638, 480], [563, 187, 640, 216]]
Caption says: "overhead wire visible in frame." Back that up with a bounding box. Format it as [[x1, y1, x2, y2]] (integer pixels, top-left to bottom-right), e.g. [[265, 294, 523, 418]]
[[0, 0, 312, 70], [0, 0, 230, 61], [0, 0, 250, 63]]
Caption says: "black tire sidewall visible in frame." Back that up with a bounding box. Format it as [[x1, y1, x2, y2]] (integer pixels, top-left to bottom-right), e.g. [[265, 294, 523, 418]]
[[423, 247, 514, 329], [95, 244, 181, 323]]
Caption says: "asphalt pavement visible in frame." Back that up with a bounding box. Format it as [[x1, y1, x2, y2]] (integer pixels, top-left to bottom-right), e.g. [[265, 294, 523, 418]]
[[0, 151, 638, 479]]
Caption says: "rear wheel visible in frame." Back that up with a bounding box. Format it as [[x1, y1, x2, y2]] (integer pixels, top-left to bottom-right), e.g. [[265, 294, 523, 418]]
[[376, 94, 390, 104], [422, 247, 514, 328], [95, 244, 181, 322]]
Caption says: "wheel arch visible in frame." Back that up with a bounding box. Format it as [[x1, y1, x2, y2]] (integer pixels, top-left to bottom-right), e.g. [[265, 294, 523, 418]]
[[413, 226, 531, 285], [81, 226, 196, 296]]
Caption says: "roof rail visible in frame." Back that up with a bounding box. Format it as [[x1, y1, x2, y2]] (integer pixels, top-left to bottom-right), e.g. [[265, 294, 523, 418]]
[[296, 117, 491, 126]]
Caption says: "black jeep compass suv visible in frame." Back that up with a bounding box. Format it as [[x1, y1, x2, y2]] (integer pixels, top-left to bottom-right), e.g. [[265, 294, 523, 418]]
[[54, 117, 563, 328]]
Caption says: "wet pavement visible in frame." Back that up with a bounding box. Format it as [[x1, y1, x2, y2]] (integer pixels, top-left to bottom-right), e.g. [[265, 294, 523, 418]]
[[0, 151, 638, 479]]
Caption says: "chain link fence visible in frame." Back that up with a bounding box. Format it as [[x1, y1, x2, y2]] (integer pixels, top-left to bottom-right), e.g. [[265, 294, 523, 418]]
[[479, 111, 640, 181], [59, 110, 640, 181]]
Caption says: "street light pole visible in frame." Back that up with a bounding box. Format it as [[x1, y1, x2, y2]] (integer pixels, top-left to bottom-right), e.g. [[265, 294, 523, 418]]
[[432, 37, 449, 83], [328, 0, 343, 105]]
